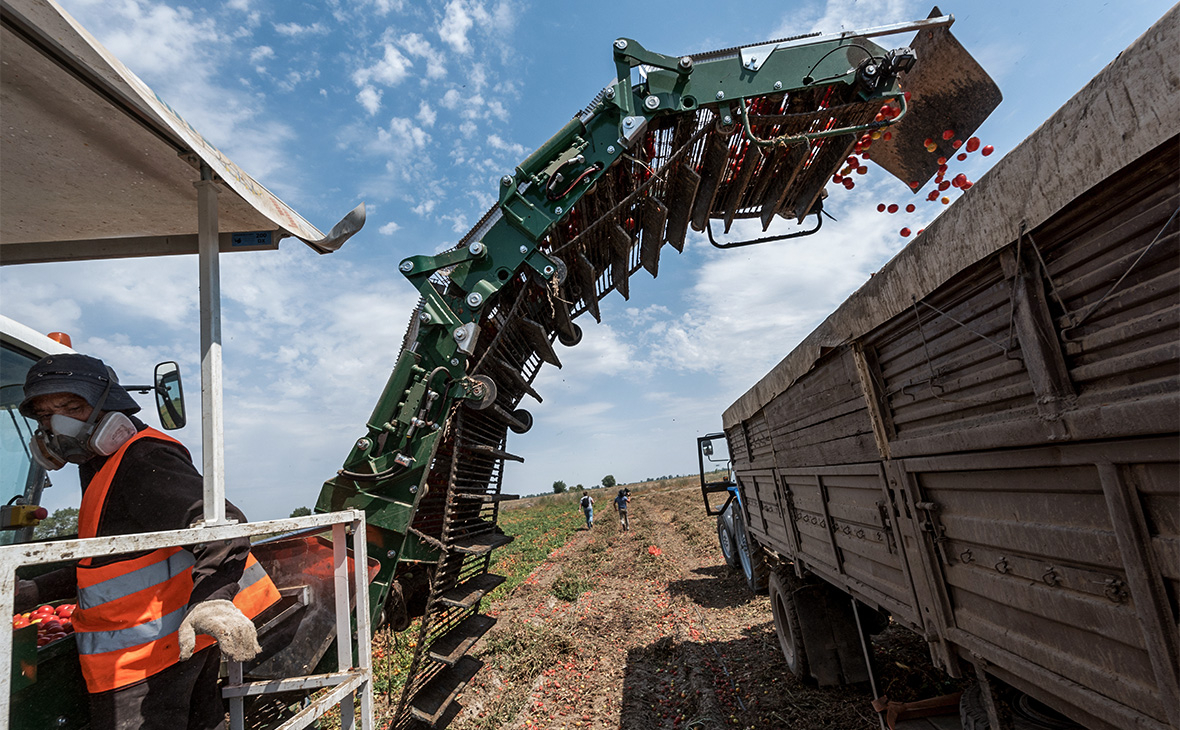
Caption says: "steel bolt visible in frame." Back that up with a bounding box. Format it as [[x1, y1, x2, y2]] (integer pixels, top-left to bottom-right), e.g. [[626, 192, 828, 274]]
[[623, 118, 636, 128], [469, 241, 484, 255], [614, 39, 628, 50], [501, 175, 513, 186], [450, 358, 459, 366], [387, 550, 397, 559], [678, 56, 693, 70], [555, 206, 563, 215], [607, 145, 616, 154], [409, 485, 417, 494], [544, 265, 554, 276], [715, 91, 725, 100], [605, 87, 615, 99], [773, 81, 783, 90], [466, 292, 483, 307], [519, 245, 528, 254], [644, 95, 660, 110], [419, 311, 431, 323], [399, 260, 413, 272], [723, 115, 733, 125], [454, 328, 467, 341], [356, 438, 371, 451]]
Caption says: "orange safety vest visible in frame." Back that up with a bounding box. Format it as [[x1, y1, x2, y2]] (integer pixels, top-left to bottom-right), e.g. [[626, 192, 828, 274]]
[[71, 428, 281, 693]]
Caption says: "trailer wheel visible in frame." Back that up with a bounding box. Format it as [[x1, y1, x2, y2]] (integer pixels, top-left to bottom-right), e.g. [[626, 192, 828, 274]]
[[717, 508, 739, 569], [733, 512, 769, 593], [768, 570, 808, 679]]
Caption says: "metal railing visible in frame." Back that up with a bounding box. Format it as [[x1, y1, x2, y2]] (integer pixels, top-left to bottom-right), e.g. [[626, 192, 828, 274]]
[[0, 510, 374, 730]]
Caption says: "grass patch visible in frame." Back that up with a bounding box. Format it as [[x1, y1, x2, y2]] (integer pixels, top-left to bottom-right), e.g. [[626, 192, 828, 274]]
[[550, 569, 592, 602]]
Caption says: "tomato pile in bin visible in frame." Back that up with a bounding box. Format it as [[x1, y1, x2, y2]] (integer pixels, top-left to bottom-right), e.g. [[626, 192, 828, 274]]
[[13, 603, 76, 647]]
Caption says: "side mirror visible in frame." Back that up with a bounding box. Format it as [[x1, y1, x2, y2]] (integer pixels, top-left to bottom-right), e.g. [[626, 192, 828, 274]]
[[702, 439, 714, 457], [154, 362, 186, 430]]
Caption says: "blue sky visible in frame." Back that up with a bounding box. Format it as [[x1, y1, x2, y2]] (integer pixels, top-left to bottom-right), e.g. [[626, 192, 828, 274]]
[[2, 0, 1173, 520]]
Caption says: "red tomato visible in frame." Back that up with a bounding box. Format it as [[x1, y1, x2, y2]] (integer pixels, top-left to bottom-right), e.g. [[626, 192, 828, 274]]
[[966, 137, 981, 153], [905, 204, 916, 213], [900, 228, 912, 237], [981, 145, 994, 156], [942, 129, 955, 140], [887, 204, 899, 214], [877, 203, 886, 212], [957, 152, 967, 161]]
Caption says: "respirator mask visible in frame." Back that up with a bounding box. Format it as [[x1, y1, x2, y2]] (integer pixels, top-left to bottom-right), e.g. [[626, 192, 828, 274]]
[[29, 379, 137, 471]]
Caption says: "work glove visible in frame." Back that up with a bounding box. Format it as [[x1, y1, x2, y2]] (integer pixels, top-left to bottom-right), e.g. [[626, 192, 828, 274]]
[[177, 599, 262, 662]]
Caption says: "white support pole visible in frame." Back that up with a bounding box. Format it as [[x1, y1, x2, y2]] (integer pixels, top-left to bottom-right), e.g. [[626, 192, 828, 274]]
[[332, 523, 356, 730], [196, 164, 229, 526], [352, 515, 374, 727]]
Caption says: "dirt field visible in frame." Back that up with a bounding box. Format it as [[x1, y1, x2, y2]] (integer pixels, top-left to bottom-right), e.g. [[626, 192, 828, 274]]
[[446, 482, 963, 730]]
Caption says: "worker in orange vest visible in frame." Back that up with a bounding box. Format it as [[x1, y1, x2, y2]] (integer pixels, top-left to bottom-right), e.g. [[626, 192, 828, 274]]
[[15, 353, 280, 730]]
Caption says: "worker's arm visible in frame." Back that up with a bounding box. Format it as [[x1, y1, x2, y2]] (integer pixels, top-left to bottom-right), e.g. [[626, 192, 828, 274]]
[[101, 439, 250, 605]]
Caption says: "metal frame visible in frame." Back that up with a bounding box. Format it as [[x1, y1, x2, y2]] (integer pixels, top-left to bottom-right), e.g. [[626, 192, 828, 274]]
[[0, 510, 374, 730]]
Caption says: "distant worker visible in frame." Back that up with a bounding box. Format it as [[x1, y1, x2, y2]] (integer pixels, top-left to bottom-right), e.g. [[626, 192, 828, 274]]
[[14, 353, 280, 730], [614, 488, 630, 531], [579, 491, 594, 528]]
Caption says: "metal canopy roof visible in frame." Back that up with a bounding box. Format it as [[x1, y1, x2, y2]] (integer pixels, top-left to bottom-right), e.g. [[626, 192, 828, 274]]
[[0, 0, 364, 266]]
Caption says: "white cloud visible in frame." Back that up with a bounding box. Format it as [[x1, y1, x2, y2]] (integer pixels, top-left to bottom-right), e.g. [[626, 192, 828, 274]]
[[378, 117, 431, 150], [399, 33, 447, 80], [353, 43, 413, 88], [366, 0, 405, 14], [379, 221, 401, 235], [438, 0, 475, 54], [440, 88, 462, 109], [486, 134, 524, 158], [249, 46, 274, 64], [274, 21, 327, 36], [417, 103, 437, 127], [412, 199, 437, 215], [357, 86, 382, 115]]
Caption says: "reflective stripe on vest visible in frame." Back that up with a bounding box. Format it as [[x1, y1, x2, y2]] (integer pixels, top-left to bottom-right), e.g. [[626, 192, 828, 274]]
[[77, 549, 196, 611], [75, 606, 187, 656]]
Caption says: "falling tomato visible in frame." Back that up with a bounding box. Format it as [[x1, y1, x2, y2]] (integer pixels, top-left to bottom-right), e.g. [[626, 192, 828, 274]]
[[957, 152, 968, 161], [966, 137, 981, 153], [982, 145, 995, 156], [905, 203, 916, 213], [877, 203, 887, 212], [900, 228, 912, 237], [887, 204, 899, 214], [942, 129, 955, 140]]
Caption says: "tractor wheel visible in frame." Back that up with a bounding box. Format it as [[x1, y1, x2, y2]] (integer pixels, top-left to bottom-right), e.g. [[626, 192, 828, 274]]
[[734, 512, 769, 594], [717, 508, 740, 569], [768, 569, 809, 679]]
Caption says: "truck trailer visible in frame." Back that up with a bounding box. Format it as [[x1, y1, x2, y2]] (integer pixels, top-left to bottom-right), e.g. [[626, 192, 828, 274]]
[[713, 8, 1178, 730]]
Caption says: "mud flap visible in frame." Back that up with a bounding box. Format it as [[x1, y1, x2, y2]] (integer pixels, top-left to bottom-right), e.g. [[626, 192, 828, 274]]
[[793, 583, 871, 686], [870, 6, 1003, 190]]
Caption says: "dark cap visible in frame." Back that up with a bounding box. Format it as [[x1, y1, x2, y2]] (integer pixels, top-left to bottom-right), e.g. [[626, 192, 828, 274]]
[[20, 354, 141, 418]]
